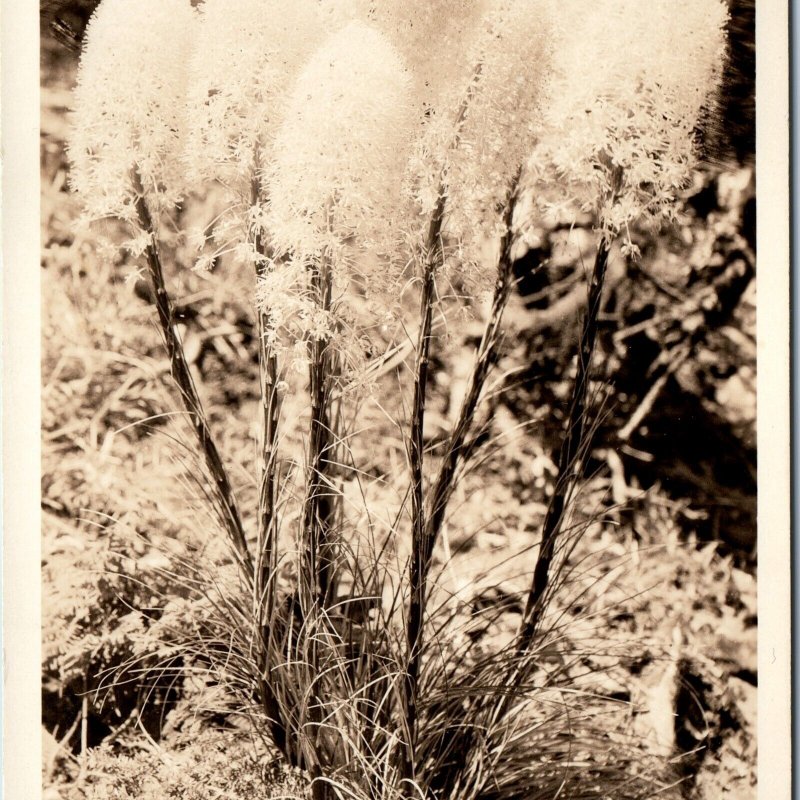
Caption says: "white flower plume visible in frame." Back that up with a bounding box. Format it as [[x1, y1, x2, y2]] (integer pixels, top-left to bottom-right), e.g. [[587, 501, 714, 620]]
[[528, 0, 728, 242], [364, 0, 492, 117], [185, 0, 355, 186], [267, 21, 413, 260], [442, 0, 554, 263], [257, 21, 414, 369], [68, 0, 197, 225]]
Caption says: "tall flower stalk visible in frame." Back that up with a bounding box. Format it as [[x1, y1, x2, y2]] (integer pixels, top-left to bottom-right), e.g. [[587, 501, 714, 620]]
[[265, 19, 413, 611], [516, 234, 611, 651], [302, 245, 337, 606], [69, 0, 254, 574], [131, 178, 253, 573], [515, 0, 728, 659], [402, 166, 523, 788]]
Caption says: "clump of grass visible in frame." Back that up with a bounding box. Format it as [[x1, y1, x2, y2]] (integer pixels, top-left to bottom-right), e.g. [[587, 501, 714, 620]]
[[65, 1, 729, 798]]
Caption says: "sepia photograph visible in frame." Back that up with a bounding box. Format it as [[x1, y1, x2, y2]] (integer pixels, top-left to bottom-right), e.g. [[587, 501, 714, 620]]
[[16, 0, 786, 797]]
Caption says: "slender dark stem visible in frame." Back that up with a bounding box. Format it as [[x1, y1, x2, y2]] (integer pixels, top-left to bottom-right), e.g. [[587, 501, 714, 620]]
[[444, 237, 612, 799], [252, 296, 292, 764], [303, 252, 336, 608], [516, 236, 610, 653], [297, 248, 338, 788], [400, 64, 487, 790], [401, 190, 446, 785], [423, 169, 522, 553], [402, 175, 522, 795], [256, 317, 280, 589], [131, 175, 252, 577], [249, 177, 290, 763], [250, 179, 282, 623], [449, 197, 619, 800]]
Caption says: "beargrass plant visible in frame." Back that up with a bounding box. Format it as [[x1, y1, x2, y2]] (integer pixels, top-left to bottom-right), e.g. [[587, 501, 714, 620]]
[[68, 1, 728, 798]]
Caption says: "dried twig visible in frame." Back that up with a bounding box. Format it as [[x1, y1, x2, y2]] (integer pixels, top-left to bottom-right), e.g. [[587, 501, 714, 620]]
[[618, 345, 691, 441], [618, 254, 754, 439], [78, 687, 89, 784]]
